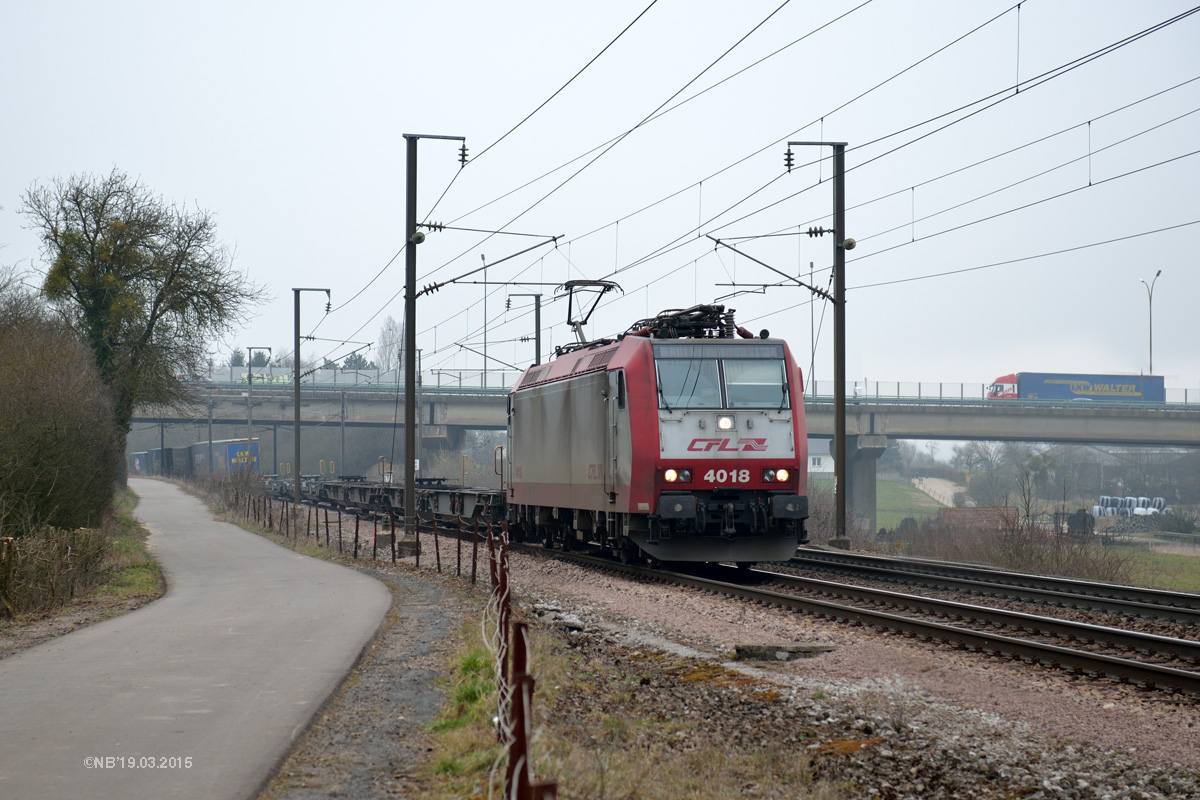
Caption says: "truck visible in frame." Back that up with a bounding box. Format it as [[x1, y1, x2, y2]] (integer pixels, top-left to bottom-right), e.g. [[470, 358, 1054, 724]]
[[987, 373, 1164, 402]]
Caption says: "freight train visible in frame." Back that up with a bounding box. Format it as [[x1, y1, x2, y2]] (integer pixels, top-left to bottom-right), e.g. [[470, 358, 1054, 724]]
[[265, 305, 811, 566], [129, 438, 259, 477], [987, 372, 1165, 402]]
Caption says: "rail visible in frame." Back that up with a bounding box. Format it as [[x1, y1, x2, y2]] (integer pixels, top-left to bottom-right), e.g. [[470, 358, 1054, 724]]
[[792, 550, 1200, 612], [787, 551, 1200, 626], [524, 548, 1200, 697]]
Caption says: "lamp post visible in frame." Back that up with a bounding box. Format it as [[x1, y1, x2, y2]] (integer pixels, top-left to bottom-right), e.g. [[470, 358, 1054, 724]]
[[246, 347, 271, 460], [293, 288, 330, 525], [1139, 270, 1162, 374]]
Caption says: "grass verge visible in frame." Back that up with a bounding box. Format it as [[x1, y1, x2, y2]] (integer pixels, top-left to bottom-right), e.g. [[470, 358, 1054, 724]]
[[1127, 546, 1200, 593], [875, 479, 945, 530], [87, 488, 165, 602]]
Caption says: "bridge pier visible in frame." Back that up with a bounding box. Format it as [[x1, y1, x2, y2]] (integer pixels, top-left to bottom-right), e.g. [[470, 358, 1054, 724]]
[[831, 434, 887, 539]]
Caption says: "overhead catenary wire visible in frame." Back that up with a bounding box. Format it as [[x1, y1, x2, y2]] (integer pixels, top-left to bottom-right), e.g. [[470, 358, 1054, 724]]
[[441, 0, 878, 233], [711, 93, 1200, 304], [401, 2, 1030, 352], [422, 84, 1200, 373], [603, 5, 1200, 283], [297, 5, 1200, 376], [721, 73, 1200, 248], [740, 218, 1200, 327], [412, 0, 799, 294], [308, 0, 1025, 361], [302, 1, 823, 362], [300, 3, 659, 343]]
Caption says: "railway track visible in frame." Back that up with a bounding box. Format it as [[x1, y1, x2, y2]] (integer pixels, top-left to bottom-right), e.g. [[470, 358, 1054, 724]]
[[791, 548, 1200, 626], [515, 545, 1200, 699], [276, 500, 1200, 697]]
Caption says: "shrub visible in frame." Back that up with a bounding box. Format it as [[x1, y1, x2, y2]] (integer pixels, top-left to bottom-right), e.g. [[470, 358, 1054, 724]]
[[0, 271, 121, 535], [0, 526, 112, 617]]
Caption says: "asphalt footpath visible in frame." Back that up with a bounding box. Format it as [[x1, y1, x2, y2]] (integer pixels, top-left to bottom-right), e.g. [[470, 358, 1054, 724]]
[[0, 478, 392, 800]]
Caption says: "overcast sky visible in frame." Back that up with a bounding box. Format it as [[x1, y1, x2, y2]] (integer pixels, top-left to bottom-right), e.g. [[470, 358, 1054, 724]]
[[2, 1, 1197, 396]]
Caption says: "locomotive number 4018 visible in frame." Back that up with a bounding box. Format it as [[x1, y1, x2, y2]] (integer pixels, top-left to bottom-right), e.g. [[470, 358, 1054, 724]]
[[704, 468, 751, 484]]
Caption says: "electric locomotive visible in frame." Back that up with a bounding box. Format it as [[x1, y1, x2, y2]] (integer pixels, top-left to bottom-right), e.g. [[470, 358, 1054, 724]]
[[506, 305, 808, 564]]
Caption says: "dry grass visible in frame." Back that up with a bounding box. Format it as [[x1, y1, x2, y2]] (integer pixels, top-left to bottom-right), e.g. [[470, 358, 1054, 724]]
[[419, 622, 844, 800], [897, 522, 1140, 583], [0, 488, 162, 619]]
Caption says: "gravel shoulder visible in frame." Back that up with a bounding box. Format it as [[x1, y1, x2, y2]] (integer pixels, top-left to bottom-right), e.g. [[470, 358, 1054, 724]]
[[257, 565, 478, 800]]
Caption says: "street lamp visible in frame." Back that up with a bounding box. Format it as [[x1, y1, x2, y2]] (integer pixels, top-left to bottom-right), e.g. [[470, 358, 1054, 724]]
[[1139, 269, 1162, 374], [246, 347, 271, 457]]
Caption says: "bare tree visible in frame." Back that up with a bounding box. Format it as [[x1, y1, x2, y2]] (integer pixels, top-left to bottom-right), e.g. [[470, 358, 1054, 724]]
[[21, 169, 265, 474], [376, 315, 403, 373]]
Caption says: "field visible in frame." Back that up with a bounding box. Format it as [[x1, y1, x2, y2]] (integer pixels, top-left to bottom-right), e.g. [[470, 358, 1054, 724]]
[[1127, 544, 1200, 593], [875, 479, 946, 530]]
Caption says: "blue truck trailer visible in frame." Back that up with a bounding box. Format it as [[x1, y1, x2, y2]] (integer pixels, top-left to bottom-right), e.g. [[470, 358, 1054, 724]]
[[988, 373, 1165, 402]]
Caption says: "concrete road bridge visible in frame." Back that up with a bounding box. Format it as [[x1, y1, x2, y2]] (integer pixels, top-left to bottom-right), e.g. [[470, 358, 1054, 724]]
[[133, 382, 1200, 535]]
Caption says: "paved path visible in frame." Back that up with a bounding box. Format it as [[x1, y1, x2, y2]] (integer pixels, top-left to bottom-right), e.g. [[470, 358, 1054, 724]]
[[0, 479, 391, 800], [912, 477, 962, 507]]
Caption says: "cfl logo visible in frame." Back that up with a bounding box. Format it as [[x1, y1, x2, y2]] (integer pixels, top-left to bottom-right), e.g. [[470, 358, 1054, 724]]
[[686, 438, 768, 452]]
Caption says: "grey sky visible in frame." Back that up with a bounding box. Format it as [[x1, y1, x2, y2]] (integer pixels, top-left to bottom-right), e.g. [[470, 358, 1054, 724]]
[[2, 1, 1197, 394]]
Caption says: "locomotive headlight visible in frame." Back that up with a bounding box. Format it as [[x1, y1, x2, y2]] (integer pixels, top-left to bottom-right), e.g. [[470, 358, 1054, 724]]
[[716, 414, 735, 431], [776, 468, 790, 482], [763, 468, 791, 483], [663, 468, 692, 483]]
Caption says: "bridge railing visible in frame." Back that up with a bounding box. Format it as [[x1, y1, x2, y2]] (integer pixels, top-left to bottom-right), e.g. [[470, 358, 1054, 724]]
[[186, 370, 1199, 405], [191, 367, 523, 393], [803, 380, 1200, 407]]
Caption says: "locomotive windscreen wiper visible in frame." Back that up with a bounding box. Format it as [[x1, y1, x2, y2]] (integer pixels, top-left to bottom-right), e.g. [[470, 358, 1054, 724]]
[[658, 383, 672, 411]]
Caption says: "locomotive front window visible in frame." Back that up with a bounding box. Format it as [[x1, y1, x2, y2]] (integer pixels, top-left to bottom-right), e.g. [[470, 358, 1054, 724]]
[[657, 359, 722, 409], [724, 359, 789, 408]]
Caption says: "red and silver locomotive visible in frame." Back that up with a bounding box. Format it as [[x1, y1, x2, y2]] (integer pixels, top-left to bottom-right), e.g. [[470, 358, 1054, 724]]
[[506, 305, 808, 564]]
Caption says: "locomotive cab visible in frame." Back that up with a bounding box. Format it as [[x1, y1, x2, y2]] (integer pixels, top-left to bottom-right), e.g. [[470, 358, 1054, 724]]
[[645, 337, 808, 562]]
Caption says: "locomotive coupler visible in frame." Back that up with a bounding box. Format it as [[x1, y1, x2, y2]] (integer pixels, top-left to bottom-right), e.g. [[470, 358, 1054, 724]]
[[721, 503, 736, 538]]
